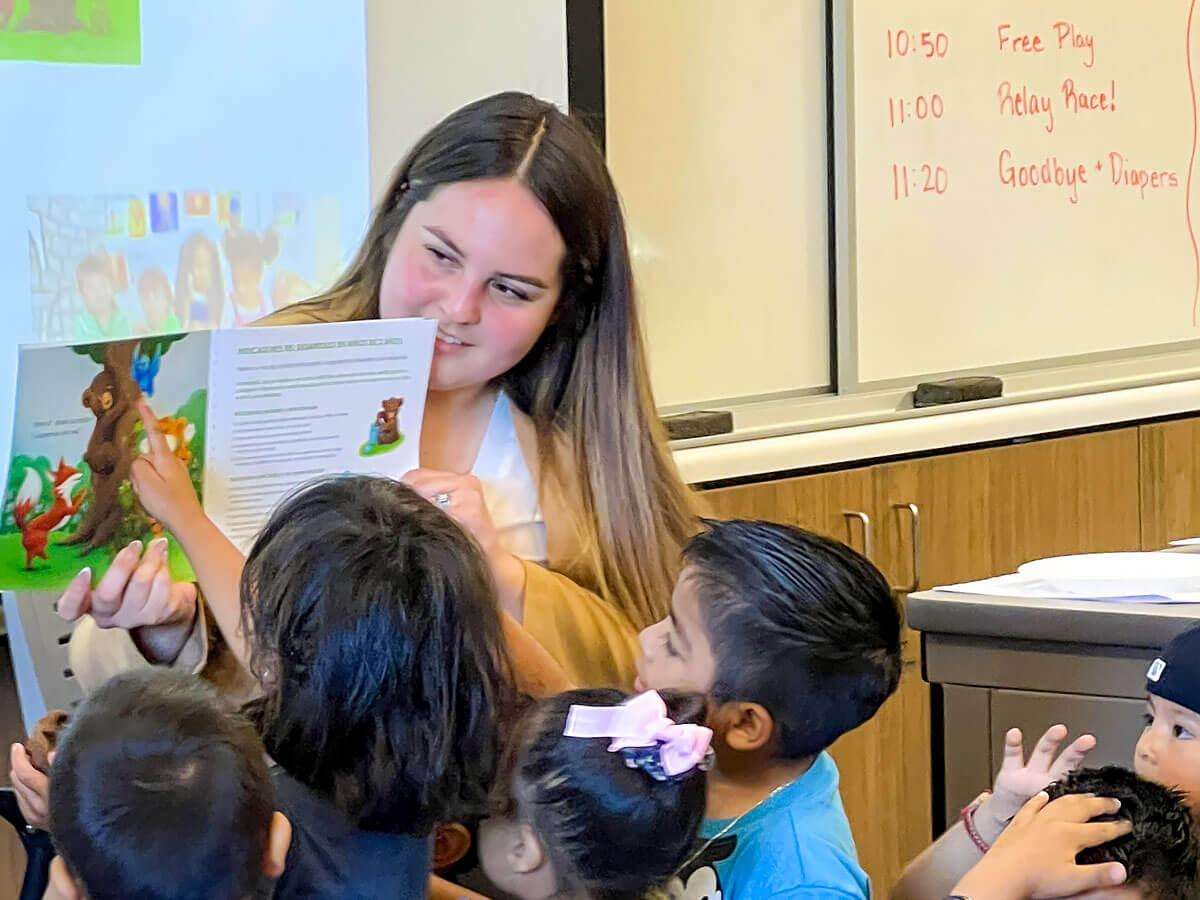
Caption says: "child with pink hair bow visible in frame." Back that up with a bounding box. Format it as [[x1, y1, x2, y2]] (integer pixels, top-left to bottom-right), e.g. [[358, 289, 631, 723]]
[[564, 688, 714, 780], [468, 688, 711, 900]]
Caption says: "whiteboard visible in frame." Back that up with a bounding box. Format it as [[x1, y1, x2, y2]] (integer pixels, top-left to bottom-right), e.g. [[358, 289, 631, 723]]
[[606, 0, 831, 407], [844, 0, 1200, 385]]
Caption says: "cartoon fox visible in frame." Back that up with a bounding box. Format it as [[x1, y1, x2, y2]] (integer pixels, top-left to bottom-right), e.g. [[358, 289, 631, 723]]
[[138, 415, 195, 465], [13, 460, 87, 570]]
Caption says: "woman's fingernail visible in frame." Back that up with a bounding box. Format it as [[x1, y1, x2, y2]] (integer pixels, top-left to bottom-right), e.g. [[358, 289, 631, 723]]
[[76, 567, 91, 582], [128, 540, 143, 554], [151, 537, 168, 555]]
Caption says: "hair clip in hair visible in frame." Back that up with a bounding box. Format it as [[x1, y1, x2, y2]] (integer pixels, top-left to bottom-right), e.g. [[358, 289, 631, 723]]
[[563, 691, 714, 781], [616, 743, 715, 782]]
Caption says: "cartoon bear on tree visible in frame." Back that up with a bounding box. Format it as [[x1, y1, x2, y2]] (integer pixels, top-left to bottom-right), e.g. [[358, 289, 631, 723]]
[[61, 334, 185, 555]]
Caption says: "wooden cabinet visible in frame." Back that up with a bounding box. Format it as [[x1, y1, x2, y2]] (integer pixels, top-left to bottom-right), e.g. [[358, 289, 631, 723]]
[[1140, 418, 1200, 549], [875, 428, 1141, 591], [704, 467, 876, 557], [697, 426, 1144, 895]]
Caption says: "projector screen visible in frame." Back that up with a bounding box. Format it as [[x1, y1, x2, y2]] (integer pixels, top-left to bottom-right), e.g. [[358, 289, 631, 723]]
[[0, 0, 371, 488]]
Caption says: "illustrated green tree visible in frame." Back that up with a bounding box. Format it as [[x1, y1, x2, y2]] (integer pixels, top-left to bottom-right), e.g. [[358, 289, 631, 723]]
[[62, 334, 186, 554]]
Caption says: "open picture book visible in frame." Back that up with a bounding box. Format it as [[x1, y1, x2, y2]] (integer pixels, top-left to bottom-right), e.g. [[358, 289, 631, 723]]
[[1, 318, 435, 591]]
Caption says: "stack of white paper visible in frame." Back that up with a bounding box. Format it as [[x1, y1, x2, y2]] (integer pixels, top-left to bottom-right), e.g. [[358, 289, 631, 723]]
[[935, 552, 1200, 604]]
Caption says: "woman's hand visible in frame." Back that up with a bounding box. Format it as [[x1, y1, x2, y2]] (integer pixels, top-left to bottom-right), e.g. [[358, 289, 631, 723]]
[[129, 396, 203, 536], [982, 725, 1096, 832], [402, 469, 527, 616], [57, 539, 198, 664], [951, 792, 1129, 900], [402, 470, 501, 556], [9, 743, 52, 831]]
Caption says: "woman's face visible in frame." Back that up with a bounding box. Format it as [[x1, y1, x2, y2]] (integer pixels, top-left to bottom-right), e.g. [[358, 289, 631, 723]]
[[378, 178, 565, 394]]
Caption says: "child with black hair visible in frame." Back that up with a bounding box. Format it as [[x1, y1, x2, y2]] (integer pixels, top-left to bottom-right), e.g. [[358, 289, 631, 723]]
[[475, 688, 710, 900], [636, 519, 903, 900], [40, 470, 514, 899], [947, 791, 1133, 900], [1044, 767, 1199, 900], [234, 474, 514, 898], [44, 668, 291, 900], [949, 766, 1199, 900]]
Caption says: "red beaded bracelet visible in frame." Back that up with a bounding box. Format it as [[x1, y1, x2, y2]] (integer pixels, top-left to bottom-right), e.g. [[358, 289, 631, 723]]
[[960, 791, 992, 854]]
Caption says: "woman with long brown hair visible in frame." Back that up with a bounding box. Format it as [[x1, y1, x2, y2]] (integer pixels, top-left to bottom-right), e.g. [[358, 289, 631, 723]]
[[56, 91, 699, 691]]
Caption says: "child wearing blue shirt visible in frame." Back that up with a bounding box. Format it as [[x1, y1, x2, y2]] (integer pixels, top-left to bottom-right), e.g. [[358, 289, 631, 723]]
[[636, 519, 904, 900]]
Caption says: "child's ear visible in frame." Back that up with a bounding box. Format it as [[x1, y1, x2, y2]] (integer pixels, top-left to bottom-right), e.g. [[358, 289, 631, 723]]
[[509, 823, 547, 875], [433, 822, 473, 872], [713, 701, 776, 752], [262, 812, 292, 880], [47, 856, 83, 900]]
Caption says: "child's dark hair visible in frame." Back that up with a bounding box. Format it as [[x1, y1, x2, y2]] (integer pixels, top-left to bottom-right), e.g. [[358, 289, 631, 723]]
[[499, 688, 707, 900], [49, 669, 273, 900], [1045, 766, 1199, 900], [241, 474, 512, 835], [684, 519, 902, 759]]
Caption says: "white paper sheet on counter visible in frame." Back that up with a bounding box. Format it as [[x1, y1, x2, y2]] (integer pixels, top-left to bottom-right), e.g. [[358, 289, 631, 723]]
[[933, 573, 1200, 605]]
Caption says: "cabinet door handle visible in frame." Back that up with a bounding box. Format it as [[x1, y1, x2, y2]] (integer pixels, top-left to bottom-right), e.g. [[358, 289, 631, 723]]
[[892, 502, 921, 594], [841, 510, 873, 561]]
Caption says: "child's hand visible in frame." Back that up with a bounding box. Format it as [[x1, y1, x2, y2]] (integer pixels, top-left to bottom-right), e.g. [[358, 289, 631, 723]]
[[9, 743, 51, 831], [130, 397, 203, 536], [986, 725, 1096, 828], [951, 792, 1129, 900], [57, 539, 198, 664]]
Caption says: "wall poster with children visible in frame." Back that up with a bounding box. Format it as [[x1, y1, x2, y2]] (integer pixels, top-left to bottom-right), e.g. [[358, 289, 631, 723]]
[[28, 190, 344, 343], [0, 0, 371, 493]]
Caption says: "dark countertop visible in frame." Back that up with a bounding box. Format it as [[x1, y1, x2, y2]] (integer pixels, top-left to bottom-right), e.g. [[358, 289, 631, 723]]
[[906, 589, 1200, 649]]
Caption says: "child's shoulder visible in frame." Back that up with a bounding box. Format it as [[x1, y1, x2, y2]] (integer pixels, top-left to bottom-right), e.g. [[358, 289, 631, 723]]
[[727, 756, 868, 899], [756, 795, 860, 877], [710, 822, 868, 900]]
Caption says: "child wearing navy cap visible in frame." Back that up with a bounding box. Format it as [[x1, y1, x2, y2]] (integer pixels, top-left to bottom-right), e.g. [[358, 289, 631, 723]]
[[1138, 621, 1200, 812]]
